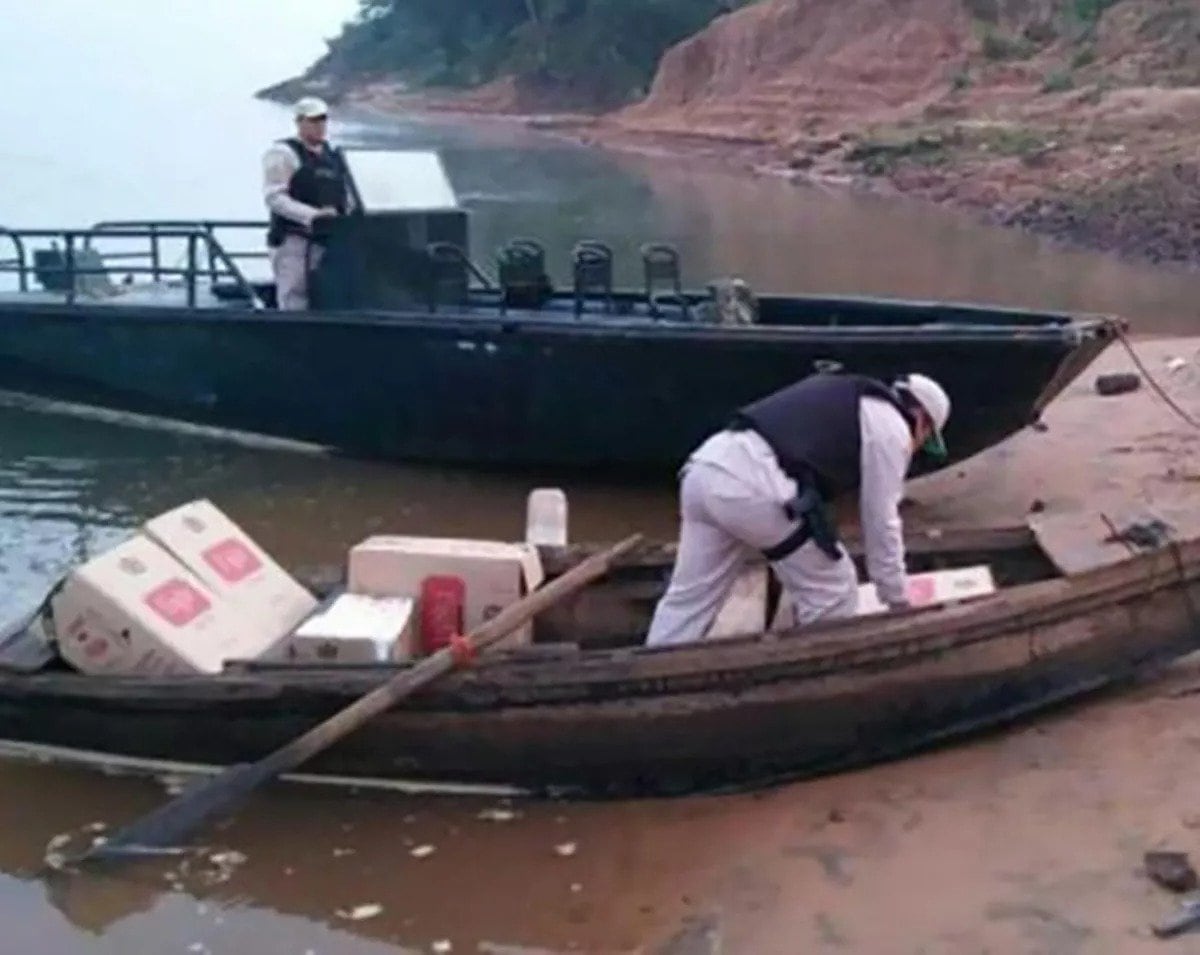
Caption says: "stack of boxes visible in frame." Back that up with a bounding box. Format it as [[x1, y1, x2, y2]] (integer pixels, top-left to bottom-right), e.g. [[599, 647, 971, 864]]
[[51, 500, 318, 676], [47, 499, 548, 675], [44, 490, 998, 673]]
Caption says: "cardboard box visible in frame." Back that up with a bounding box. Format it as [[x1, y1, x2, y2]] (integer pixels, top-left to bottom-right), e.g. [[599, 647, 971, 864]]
[[269, 594, 417, 665], [770, 565, 996, 630], [143, 499, 317, 642], [706, 565, 768, 640], [347, 536, 545, 646], [853, 565, 996, 617], [49, 534, 259, 676]]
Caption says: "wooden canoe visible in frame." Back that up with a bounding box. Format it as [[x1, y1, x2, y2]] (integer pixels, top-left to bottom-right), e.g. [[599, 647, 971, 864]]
[[2, 507, 1198, 798]]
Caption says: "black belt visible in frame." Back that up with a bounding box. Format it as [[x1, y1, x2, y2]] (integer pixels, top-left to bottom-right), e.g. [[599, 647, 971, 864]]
[[762, 521, 815, 562]]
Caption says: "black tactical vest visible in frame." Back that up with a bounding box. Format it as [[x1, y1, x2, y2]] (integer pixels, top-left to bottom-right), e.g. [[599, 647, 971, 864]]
[[266, 138, 349, 248], [731, 373, 916, 496]]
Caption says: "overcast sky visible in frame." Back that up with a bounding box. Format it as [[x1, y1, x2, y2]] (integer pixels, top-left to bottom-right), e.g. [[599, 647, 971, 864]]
[[0, 1, 364, 223], [0, 0, 360, 103]]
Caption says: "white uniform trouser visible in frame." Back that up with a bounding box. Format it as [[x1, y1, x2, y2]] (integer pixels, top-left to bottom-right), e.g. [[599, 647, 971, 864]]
[[645, 439, 859, 648], [269, 234, 324, 311]]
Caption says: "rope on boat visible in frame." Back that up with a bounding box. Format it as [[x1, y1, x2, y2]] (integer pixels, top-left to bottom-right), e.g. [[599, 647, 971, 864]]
[[1113, 325, 1200, 431]]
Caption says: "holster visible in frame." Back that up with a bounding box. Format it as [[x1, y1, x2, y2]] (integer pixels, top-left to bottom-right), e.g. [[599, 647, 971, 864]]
[[762, 483, 844, 563], [722, 419, 844, 564]]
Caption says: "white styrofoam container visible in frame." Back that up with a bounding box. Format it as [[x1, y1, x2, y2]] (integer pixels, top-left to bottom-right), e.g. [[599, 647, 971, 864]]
[[706, 565, 768, 640], [854, 565, 996, 617], [270, 594, 417, 665], [771, 565, 996, 629]]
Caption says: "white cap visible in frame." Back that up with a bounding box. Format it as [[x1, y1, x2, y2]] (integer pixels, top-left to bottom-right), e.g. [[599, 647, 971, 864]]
[[293, 96, 329, 120], [898, 372, 950, 459]]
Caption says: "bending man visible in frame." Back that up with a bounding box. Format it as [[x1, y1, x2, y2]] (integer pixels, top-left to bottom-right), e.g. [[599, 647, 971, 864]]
[[645, 371, 952, 647]]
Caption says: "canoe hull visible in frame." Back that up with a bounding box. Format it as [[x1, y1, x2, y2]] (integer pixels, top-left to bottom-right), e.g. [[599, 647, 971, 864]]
[[1, 536, 1195, 797]]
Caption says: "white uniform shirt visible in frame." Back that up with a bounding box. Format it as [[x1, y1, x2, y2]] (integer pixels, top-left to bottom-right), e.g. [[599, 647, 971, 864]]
[[856, 395, 913, 606], [689, 395, 913, 606], [262, 141, 355, 231]]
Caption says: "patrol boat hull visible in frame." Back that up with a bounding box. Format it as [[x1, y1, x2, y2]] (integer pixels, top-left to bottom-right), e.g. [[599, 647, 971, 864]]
[[0, 292, 1117, 474]]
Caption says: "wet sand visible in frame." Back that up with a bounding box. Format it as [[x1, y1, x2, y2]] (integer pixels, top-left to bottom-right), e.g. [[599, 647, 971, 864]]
[[907, 333, 1200, 527], [643, 661, 1200, 954]]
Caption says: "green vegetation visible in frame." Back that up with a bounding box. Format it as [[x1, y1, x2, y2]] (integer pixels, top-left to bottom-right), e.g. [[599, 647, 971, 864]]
[[1041, 69, 1075, 92], [966, 0, 1119, 58], [308, 0, 754, 108], [1071, 45, 1097, 68], [1070, 0, 1118, 25], [980, 28, 1036, 61], [848, 122, 1054, 175], [846, 129, 957, 175]]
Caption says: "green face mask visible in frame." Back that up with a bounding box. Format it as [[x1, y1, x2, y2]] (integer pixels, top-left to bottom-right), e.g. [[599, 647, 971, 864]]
[[922, 431, 948, 460]]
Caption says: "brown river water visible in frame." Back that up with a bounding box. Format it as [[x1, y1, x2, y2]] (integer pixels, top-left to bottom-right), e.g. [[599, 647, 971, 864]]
[[4, 5, 1200, 950]]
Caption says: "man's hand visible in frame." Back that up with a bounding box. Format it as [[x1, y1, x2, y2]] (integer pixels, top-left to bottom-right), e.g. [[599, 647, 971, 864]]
[[309, 207, 339, 237]]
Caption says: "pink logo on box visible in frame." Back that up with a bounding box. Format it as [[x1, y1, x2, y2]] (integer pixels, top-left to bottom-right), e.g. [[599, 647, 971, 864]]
[[202, 538, 262, 583], [83, 636, 109, 660], [907, 576, 936, 605], [144, 579, 211, 626]]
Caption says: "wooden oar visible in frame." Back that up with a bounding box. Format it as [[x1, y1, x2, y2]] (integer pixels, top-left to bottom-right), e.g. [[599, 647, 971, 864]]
[[69, 533, 644, 867]]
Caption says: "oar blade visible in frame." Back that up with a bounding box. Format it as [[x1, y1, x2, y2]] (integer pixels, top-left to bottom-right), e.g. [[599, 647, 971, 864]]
[[69, 761, 271, 866]]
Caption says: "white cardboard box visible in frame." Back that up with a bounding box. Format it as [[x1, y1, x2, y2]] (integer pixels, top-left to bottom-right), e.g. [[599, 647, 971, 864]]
[[347, 536, 545, 646], [269, 594, 417, 665], [49, 534, 260, 676], [853, 565, 996, 617], [771, 565, 996, 629], [143, 499, 317, 643], [706, 565, 768, 640]]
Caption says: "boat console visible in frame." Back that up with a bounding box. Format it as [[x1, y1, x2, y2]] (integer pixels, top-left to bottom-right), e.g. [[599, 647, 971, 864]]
[[309, 148, 705, 320]]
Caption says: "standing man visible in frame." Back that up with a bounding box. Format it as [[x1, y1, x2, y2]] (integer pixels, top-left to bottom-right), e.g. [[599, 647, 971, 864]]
[[644, 371, 952, 648], [262, 96, 355, 311]]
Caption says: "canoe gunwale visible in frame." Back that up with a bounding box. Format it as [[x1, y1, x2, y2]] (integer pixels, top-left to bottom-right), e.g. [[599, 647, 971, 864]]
[[10, 532, 1199, 712], [536, 523, 1039, 575]]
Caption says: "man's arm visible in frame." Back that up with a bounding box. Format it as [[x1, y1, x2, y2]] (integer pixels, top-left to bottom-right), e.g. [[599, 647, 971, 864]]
[[262, 144, 323, 229], [858, 397, 913, 609]]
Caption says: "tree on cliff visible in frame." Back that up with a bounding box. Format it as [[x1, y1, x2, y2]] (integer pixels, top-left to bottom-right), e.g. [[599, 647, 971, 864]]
[[313, 0, 750, 107]]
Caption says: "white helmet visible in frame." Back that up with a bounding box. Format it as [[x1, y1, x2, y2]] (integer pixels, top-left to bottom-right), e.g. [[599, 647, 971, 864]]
[[897, 373, 951, 459], [293, 96, 329, 120]]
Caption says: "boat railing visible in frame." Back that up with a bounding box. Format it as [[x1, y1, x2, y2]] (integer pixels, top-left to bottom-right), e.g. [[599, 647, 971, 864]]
[[0, 223, 265, 308], [90, 218, 268, 290], [0, 227, 27, 292]]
